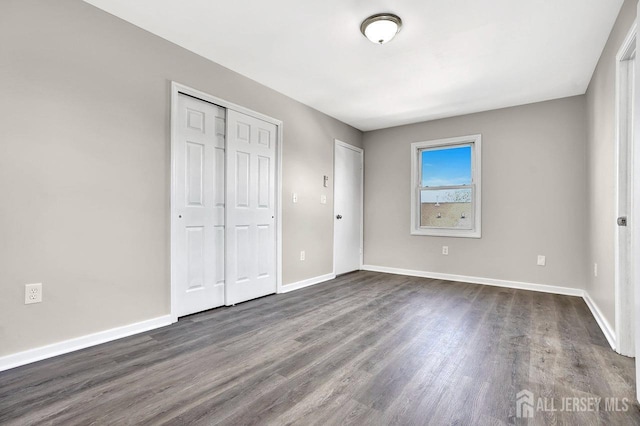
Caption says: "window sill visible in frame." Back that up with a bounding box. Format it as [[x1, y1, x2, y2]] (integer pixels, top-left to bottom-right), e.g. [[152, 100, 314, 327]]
[[410, 228, 481, 238]]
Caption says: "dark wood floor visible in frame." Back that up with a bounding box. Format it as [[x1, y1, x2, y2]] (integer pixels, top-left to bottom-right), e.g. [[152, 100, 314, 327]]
[[1, 271, 639, 425]]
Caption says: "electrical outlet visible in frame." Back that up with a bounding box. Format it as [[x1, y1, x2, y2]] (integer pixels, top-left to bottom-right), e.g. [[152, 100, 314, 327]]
[[594, 263, 598, 277], [537, 255, 546, 266], [25, 283, 42, 304], [442, 246, 449, 255], [292, 193, 298, 203], [300, 250, 305, 261], [320, 195, 327, 204]]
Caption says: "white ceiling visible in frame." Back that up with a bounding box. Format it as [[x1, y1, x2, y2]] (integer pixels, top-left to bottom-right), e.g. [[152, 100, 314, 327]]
[[84, 0, 624, 131]]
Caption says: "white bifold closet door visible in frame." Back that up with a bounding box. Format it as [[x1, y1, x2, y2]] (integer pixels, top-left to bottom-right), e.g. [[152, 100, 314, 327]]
[[225, 110, 277, 305], [174, 94, 226, 317]]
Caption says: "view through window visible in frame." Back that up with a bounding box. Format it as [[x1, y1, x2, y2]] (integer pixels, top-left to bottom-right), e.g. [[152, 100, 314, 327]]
[[411, 134, 481, 237], [420, 145, 473, 229]]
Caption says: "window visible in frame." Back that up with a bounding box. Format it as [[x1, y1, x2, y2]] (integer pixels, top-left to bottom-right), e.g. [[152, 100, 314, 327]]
[[410, 134, 481, 237]]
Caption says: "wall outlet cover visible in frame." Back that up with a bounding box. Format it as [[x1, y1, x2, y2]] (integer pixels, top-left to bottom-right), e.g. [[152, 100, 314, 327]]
[[25, 283, 43, 304]]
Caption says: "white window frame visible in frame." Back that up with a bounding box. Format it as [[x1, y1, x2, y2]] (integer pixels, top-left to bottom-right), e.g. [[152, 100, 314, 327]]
[[410, 134, 482, 238]]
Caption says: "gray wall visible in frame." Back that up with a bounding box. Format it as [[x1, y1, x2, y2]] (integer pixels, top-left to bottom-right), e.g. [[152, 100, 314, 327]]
[[0, 0, 362, 356], [363, 96, 589, 289], [585, 0, 638, 329]]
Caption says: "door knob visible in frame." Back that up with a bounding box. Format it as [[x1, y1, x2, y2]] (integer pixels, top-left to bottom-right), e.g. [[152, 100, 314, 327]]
[[336, 215, 343, 219]]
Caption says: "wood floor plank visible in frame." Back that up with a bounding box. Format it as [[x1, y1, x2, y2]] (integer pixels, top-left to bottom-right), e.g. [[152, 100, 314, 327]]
[[386, 285, 507, 424], [1, 271, 639, 425]]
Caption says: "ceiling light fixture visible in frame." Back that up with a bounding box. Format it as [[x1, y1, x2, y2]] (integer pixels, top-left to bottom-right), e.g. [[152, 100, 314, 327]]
[[360, 13, 402, 45]]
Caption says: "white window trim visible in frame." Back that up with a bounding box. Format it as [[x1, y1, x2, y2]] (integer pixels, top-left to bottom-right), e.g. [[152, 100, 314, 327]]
[[410, 134, 482, 238]]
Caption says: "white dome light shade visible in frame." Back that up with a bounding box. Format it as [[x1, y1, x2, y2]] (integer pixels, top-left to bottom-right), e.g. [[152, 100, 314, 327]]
[[360, 14, 402, 44]]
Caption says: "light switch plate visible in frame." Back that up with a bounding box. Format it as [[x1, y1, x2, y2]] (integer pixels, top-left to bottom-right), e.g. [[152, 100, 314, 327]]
[[320, 195, 327, 204], [537, 255, 546, 266]]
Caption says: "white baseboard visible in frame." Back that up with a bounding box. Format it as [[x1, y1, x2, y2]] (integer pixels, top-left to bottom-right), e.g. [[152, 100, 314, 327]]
[[362, 265, 583, 297], [280, 273, 336, 293], [362, 264, 617, 351], [583, 291, 617, 350], [0, 315, 172, 372]]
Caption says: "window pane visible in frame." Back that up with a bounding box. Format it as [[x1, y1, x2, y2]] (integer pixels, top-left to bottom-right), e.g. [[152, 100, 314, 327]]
[[421, 145, 471, 187], [420, 188, 472, 229]]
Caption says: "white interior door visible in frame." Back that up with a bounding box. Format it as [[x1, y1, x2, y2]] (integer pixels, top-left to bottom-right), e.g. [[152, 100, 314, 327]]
[[334, 140, 363, 275], [226, 110, 277, 305], [634, 1, 640, 402], [616, 35, 636, 357], [174, 94, 226, 317]]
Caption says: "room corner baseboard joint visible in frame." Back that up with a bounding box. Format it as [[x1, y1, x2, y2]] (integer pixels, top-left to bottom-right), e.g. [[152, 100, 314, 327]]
[[361, 264, 616, 351]]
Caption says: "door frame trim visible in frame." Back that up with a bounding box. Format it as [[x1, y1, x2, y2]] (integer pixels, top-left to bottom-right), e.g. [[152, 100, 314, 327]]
[[614, 22, 637, 356], [333, 139, 364, 276], [170, 82, 283, 322]]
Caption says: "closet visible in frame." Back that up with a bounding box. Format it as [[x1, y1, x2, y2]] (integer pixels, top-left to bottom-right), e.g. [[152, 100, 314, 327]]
[[172, 90, 278, 317]]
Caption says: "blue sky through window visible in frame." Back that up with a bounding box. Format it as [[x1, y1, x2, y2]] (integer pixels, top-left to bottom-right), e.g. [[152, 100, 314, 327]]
[[421, 146, 471, 187]]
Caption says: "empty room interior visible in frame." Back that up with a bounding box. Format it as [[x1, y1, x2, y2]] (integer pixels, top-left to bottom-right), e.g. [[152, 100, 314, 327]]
[[3, 0, 640, 424]]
